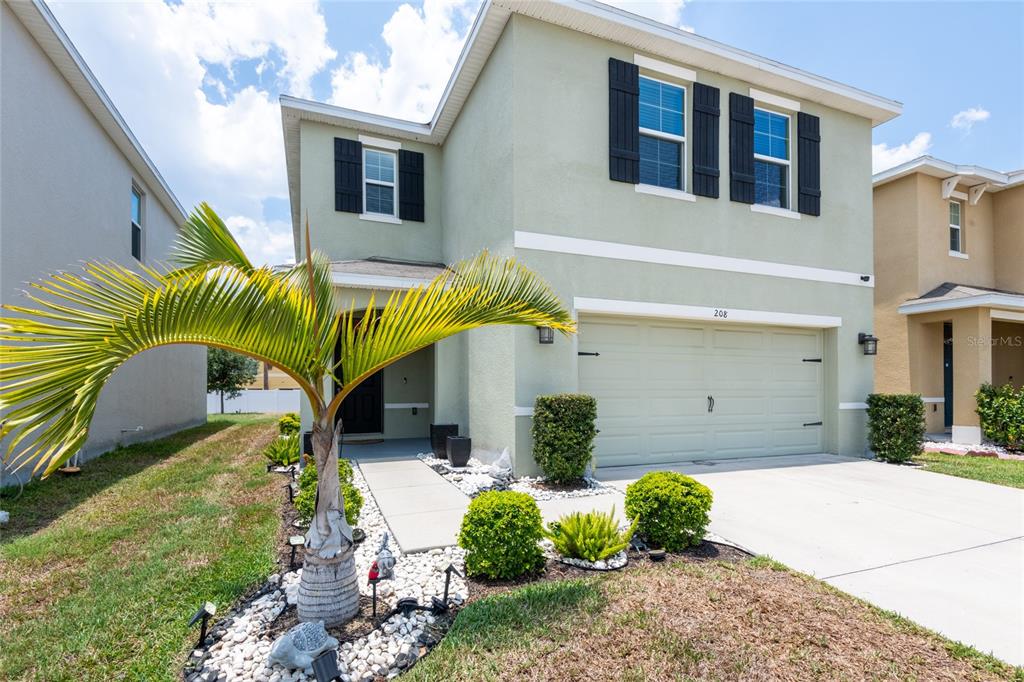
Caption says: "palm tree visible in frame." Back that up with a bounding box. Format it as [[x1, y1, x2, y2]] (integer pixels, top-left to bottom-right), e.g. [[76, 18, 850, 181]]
[[0, 204, 575, 625]]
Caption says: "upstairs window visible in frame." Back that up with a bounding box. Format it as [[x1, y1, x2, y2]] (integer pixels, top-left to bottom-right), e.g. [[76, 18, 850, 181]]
[[638, 77, 685, 191], [753, 108, 790, 208], [949, 201, 963, 253], [363, 148, 396, 217], [130, 187, 142, 261]]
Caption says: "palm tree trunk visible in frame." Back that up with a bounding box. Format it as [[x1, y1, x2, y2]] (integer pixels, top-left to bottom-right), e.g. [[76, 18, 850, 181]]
[[296, 416, 359, 625]]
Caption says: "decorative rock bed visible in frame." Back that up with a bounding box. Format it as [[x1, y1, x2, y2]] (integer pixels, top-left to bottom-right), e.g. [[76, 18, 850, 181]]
[[922, 439, 1023, 461], [185, 464, 466, 682], [416, 453, 618, 500]]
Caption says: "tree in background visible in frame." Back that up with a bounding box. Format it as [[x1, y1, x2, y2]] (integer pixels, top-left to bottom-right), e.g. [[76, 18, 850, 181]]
[[207, 348, 258, 413]]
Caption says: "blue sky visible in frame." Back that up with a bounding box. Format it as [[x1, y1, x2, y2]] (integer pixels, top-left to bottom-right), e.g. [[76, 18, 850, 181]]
[[47, 1, 1023, 265]]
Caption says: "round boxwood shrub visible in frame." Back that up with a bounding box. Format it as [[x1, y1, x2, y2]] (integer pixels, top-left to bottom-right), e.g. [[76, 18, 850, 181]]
[[866, 394, 925, 463], [976, 383, 1024, 450], [458, 491, 545, 579], [624, 471, 712, 551], [531, 393, 598, 483]]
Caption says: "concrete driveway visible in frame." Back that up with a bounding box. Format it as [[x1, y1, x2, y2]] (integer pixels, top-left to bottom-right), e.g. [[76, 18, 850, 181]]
[[596, 454, 1024, 666]]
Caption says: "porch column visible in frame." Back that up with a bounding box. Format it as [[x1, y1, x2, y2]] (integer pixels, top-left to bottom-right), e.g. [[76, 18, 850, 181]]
[[950, 307, 992, 444]]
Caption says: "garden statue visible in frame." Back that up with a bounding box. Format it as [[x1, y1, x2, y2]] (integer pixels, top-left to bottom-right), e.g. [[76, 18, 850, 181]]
[[268, 621, 338, 670], [377, 532, 396, 579]]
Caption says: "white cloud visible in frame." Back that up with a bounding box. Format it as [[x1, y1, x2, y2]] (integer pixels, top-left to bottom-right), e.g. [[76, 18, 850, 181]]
[[602, 0, 692, 30], [950, 107, 990, 133], [872, 132, 933, 173], [226, 216, 296, 266]]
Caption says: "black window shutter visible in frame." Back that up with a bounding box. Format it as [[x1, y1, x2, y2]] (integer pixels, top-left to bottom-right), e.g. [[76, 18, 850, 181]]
[[334, 138, 362, 213], [797, 112, 821, 216], [691, 83, 720, 198], [729, 93, 755, 204], [398, 150, 425, 222], [608, 57, 639, 183]]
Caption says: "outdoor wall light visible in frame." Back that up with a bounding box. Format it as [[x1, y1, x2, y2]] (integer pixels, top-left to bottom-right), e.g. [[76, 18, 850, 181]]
[[288, 535, 306, 570], [188, 601, 217, 648], [311, 650, 342, 682], [858, 333, 879, 356], [537, 326, 554, 344]]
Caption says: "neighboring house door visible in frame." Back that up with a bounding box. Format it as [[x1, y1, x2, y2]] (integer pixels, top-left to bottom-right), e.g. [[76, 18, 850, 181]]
[[338, 369, 384, 435], [943, 322, 954, 429], [578, 315, 824, 468]]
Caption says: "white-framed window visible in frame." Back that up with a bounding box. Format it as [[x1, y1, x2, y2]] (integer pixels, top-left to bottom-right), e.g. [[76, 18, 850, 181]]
[[753, 107, 791, 209], [130, 186, 143, 261], [363, 148, 397, 218], [949, 200, 963, 254], [638, 76, 686, 192]]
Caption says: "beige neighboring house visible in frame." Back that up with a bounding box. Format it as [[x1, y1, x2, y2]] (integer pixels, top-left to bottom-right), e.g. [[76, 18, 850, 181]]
[[873, 156, 1024, 443]]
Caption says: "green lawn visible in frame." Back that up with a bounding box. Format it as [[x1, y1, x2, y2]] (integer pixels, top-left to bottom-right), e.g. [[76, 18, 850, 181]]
[[915, 451, 1024, 489], [0, 414, 280, 682]]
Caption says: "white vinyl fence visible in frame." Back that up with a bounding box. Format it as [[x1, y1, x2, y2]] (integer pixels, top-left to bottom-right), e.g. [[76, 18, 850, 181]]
[[207, 389, 300, 415]]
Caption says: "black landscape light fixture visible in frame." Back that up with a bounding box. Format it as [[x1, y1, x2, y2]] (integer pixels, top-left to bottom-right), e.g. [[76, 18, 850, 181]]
[[311, 650, 342, 682], [858, 333, 879, 356], [188, 601, 217, 647], [288, 535, 306, 570], [537, 326, 554, 345], [285, 482, 294, 503], [431, 563, 465, 614]]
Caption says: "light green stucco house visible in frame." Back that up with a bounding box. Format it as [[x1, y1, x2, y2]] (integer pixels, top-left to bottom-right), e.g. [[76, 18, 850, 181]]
[[282, 0, 902, 474]]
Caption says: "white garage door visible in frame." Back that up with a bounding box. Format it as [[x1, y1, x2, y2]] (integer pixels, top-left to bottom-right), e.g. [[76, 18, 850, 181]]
[[578, 315, 824, 468]]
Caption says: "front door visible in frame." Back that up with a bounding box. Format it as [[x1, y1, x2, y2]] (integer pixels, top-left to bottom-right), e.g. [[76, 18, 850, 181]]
[[338, 369, 383, 434], [943, 322, 953, 429]]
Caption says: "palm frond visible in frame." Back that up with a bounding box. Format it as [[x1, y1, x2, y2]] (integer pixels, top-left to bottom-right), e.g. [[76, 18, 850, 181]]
[[0, 261, 335, 477], [170, 202, 254, 273]]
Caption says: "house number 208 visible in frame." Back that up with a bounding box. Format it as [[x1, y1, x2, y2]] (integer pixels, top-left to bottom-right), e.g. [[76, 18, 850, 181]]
[[714, 309, 729, 319]]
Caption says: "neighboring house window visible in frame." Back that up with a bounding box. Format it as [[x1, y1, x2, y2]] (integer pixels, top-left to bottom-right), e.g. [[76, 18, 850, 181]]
[[131, 187, 142, 260], [949, 201, 963, 253], [363, 148, 397, 217], [753, 108, 790, 208], [639, 77, 685, 191]]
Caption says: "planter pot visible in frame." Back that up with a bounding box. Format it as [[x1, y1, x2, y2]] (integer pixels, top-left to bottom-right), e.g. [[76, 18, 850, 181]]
[[446, 436, 472, 468], [430, 424, 459, 458]]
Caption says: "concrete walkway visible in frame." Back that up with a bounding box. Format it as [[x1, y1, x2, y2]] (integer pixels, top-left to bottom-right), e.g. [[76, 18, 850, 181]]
[[597, 454, 1024, 666]]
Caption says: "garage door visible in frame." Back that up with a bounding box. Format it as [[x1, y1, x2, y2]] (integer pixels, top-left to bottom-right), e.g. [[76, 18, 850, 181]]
[[578, 315, 824, 467]]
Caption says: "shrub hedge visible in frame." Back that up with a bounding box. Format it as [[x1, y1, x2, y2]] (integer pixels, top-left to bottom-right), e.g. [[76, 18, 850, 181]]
[[866, 394, 925, 463], [976, 383, 1024, 450], [278, 412, 300, 436], [458, 491, 545, 579], [624, 471, 712, 551], [294, 460, 362, 527], [531, 393, 598, 483]]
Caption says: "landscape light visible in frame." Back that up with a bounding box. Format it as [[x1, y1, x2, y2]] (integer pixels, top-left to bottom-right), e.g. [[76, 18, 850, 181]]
[[311, 650, 342, 682], [431, 563, 465, 614], [188, 601, 217, 648], [288, 535, 305, 570]]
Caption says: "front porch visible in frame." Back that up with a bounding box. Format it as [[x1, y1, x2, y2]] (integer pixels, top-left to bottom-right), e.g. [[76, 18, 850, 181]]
[[899, 283, 1024, 443]]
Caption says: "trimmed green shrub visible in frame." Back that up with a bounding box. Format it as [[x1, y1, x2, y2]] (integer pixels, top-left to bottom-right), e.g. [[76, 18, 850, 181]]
[[458, 491, 545, 579], [531, 393, 598, 483], [624, 471, 712, 551], [294, 460, 362, 526], [544, 506, 636, 562], [263, 433, 300, 466], [866, 394, 925, 463], [278, 412, 301, 435], [976, 383, 1024, 450]]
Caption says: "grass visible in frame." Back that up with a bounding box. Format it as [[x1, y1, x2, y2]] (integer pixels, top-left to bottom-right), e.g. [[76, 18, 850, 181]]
[[915, 451, 1024, 489], [0, 414, 280, 682], [407, 556, 1022, 682]]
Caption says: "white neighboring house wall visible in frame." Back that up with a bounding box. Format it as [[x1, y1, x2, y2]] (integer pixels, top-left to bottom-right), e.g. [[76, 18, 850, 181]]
[[208, 390, 301, 415], [0, 1, 207, 485]]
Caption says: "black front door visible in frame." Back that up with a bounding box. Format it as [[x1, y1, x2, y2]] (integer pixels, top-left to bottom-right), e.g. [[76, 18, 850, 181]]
[[338, 369, 383, 434], [943, 322, 953, 429]]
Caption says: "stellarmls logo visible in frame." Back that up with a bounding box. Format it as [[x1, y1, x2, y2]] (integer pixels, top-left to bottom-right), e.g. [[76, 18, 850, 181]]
[[966, 335, 1024, 347]]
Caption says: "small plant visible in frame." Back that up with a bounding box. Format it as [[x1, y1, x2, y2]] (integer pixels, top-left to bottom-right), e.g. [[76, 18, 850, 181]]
[[531, 393, 598, 483], [976, 383, 1024, 450], [866, 394, 925, 463], [624, 471, 712, 551], [294, 460, 362, 527], [458, 491, 545, 579], [278, 412, 301, 436], [262, 433, 300, 466], [544, 506, 636, 562]]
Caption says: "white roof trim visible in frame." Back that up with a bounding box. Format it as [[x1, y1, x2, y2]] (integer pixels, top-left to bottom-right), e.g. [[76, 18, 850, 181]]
[[330, 272, 433, 291], [7, 0, 186, 223], [898, 292, 1024, 316], [874, 156, 1024, 193]]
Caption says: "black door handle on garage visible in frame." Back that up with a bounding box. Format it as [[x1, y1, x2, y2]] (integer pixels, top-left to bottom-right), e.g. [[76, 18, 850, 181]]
[[707, 395, 715, 413]]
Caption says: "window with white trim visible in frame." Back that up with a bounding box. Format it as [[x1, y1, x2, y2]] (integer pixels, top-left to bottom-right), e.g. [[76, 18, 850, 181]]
[[949, 201, 963, 253], [753, 108, 790, 209], [130, 186, 143, 261], [638, 76, 685, 191], [363, 148, 397, 217]]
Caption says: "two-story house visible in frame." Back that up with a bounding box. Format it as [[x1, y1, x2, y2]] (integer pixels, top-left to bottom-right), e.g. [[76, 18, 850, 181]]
[[1, 0, 207, 483], [873, 157, 1024, 443], [281, 0, 901, 474]]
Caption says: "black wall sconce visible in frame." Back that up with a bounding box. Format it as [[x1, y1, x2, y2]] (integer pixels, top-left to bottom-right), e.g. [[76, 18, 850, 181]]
[[858, 333, 879, 356], [537, 326, 554, 344]]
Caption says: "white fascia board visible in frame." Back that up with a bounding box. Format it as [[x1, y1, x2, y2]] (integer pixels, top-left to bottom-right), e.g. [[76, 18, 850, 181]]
[[634, 54, 696, 82], [898, 293, 1024, 315], [514, 231, 873, 288], [992, 309, 1024, 322], [749, 88, 800, 112], [573, 297, 842, 328], [873, 155, 1014, 190], [331, 273, 432, 291]]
